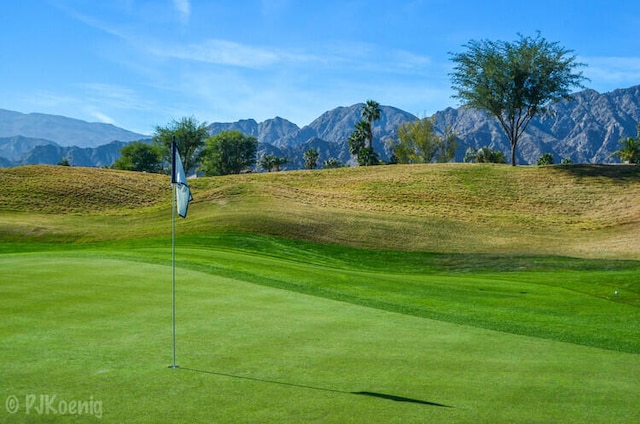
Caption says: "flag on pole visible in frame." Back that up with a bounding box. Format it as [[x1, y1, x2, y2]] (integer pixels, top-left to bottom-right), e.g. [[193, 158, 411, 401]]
[[171, 139, 193, 218]]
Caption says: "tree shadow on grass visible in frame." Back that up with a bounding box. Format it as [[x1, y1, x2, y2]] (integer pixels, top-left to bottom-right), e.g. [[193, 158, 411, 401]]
[[551, 164, 640, 180], [178, 367, 452, 408]]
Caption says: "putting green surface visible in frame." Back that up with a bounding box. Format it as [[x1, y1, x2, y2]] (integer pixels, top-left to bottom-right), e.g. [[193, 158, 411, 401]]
[[2, 251, 639, 423]]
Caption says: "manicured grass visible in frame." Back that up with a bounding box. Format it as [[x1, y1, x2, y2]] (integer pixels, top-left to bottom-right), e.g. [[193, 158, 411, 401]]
[[1, 248, 639, 423]]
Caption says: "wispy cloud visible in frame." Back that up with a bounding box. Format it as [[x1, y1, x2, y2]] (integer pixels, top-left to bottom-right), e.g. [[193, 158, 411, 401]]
[[25, 84, 155, 131], [88, 110, 116, 124], [172, 0, 191, 24], [51, 1, 128, 39], [77, 83, 152, 111], [582, 56, 640, 90], [149, 38, 320, 69]]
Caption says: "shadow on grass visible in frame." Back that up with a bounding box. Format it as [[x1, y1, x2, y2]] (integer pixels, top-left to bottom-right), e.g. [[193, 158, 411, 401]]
[[178, 367, 452, 408], [551, 164, 640, 180]]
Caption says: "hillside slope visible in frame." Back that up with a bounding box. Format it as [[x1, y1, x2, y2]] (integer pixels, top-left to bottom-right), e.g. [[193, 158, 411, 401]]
[[0, 164, 638, 258]]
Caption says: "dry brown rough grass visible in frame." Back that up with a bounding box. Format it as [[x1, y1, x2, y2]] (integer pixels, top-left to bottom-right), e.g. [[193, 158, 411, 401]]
[[1, 163, 638, 258]]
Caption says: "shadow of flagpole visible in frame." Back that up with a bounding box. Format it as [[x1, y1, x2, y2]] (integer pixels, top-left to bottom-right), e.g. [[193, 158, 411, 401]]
[[178, 367, 453, 408]]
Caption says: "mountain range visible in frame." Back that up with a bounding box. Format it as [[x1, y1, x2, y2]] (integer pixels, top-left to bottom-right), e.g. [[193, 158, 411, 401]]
[[1, 85, 640, 169]]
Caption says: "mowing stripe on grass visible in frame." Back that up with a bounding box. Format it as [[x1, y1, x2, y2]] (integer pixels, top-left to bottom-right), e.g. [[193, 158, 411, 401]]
[[2, 252, 639, 423]]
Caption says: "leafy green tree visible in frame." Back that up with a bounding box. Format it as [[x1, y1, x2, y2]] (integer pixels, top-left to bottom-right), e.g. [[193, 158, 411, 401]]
[[57, 157, 71, 166], [537, 153, 554, 166], [465, 146, 506, 164], [303, 148, 320, 169], [476, 147, 506, 163], [390, 118, 458, 164], [201, 130, 258, 176], [322, 158, 344, 169], [435, 127, 458, 163], [114, 141, 162, 172], [362, 100, 382, 151], [611, 124, 640, 164], [463, 147, 478, 163], [561, 157, 573, 165], [153, 117, 208, 175], [449, 33, 587, 166]]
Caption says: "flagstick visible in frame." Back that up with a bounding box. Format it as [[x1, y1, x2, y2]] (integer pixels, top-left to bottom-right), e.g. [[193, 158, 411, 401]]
[[169, 180, 179, 369]]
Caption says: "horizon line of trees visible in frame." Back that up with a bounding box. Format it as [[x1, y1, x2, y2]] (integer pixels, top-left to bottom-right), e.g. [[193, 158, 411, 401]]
[[112, 112, 639, 174]]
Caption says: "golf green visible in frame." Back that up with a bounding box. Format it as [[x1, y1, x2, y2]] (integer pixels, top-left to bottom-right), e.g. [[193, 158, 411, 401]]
[[1, 252, 639, 423]]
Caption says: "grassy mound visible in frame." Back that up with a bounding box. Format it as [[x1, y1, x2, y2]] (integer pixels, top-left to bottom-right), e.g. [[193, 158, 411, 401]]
[[0, 165, 169, 213], [1, 163, 639, 258]]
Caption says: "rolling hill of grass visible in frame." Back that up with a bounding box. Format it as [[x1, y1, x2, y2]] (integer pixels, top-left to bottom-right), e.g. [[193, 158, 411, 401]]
[[1, 163, 639, 422], [1, 163, 638, 258]]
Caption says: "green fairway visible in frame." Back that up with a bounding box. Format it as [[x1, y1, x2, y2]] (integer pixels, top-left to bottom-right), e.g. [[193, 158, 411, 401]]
[[2, 241, 639, 423]]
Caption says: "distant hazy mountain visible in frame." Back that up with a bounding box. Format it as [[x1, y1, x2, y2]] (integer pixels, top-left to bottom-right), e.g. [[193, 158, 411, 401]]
[[2, 85, 640, 168], [0, 136, 59, 162], [208, 117, 301, 145], [20, 141, 130, 168], [0, 109, 146, 148]]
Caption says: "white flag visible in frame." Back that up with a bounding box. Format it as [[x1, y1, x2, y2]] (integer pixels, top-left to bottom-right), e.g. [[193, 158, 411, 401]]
[[172, 141, 193, 218]]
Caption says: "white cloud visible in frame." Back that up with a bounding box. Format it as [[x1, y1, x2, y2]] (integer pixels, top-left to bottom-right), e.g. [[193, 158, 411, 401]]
[[88, 111, 116, 124], [76, 83, 153, 111], [182, 39, 279, 67], [150, 38, 321, 69], [172, 0, 191, 23], [582, 56, 640, 91]]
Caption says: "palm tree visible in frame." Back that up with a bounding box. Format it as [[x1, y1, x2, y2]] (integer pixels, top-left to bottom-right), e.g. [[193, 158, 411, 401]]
[[348, 120, 370, 158], [303, 148, 320, 169], [273, 156, 288, 172], [259, 154, 277, 172], [361, 100, 382, 150], [611, 124, 640, 164]]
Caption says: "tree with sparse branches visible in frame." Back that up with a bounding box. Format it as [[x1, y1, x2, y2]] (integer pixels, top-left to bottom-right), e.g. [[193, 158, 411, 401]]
[[449, 32, 587, 166], [390, 117, 458, 164]]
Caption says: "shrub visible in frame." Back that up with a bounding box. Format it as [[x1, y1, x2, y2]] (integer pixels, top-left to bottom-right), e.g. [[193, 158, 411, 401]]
[[537, 153, 554, 166]]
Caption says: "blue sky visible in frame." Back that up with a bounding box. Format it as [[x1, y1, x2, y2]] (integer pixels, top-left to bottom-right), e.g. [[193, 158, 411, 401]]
[[1, 0, 639, 134]]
